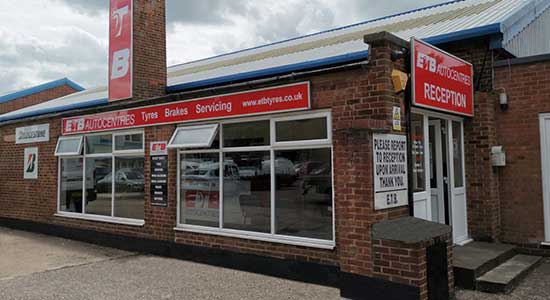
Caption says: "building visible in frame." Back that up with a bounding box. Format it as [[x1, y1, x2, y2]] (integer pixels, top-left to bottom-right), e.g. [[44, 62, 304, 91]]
[[1, 1, 550, 299]]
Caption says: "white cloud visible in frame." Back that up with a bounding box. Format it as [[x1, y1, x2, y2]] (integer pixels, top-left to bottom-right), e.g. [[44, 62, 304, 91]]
[[0, 0, 442, 93]]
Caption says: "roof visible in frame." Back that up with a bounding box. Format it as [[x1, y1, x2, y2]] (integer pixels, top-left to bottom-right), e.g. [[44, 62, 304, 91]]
[[1, 0, 548, 123], [0, 77, 84, 105]]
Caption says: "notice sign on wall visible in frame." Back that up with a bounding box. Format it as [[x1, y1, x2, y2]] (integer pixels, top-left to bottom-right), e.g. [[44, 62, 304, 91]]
[[109, 0, 132, 101], [62, 82, 310, 135], [411, 38, 474, 117], [373, 134, 408, 210], [16, 124, 49, 144], [150, 155, 168, 206], [24, 147, 38, 179]]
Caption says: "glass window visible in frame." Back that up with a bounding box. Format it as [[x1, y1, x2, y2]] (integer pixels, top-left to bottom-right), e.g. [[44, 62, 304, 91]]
[[86, 135, 112, 154], [223, 151, 270, 233], [115, 133, 143, 151], [55, 137, 83, 156], [276, 117, 327, 142], [275, 148, 333, 240], [85, 157, 112, 216], [180, 153, 220, 227], [59, 158, 83, 213], [168, 124, 219, 148], [411, 114, 426, 192], [114, 157, 145, 219], [452, 121, 464, 188], [223, 121, 270, 147]]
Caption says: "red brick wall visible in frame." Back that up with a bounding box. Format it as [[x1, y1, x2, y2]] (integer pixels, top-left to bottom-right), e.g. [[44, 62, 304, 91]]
[[464, 92, 501, 241], [0, 85, 78, 114], [493, 58, 550, 244]]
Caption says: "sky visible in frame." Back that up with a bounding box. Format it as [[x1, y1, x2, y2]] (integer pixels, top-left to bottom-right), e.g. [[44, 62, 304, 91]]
[[0, 0, 442, 94]]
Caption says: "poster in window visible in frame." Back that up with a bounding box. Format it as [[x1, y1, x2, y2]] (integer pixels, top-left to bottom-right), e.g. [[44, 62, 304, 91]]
[[24, 147, 38, 179]]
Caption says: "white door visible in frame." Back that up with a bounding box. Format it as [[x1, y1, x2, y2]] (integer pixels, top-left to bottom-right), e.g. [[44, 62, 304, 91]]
[[412, 114, 431, 220], [539, 114, 550, 242], [449, 120, 469, 244], [429, 120, 446, 224]]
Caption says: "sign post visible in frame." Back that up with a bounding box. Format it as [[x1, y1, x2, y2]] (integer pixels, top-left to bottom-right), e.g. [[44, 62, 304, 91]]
[[411, 38, 474, 117]]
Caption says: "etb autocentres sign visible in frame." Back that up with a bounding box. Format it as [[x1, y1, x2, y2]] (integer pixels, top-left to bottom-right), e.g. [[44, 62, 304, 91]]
[[62, 82, 310, 135], [412, 38, 474, 117], [373, 134, 408, 210], [109, 0, 132, 101], [16, 124, 50, 144]]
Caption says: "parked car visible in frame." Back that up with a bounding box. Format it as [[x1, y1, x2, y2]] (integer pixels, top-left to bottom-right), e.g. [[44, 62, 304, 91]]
[[96, 168, 145, 193]]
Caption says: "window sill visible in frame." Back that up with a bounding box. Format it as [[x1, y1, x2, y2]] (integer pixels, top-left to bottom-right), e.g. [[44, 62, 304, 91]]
[[55, 212, 145, 227], [174, 225, 335, 250]]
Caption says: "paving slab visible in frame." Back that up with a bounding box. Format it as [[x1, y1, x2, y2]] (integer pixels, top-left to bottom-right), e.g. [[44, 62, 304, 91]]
[[0, 227, 132, 281]]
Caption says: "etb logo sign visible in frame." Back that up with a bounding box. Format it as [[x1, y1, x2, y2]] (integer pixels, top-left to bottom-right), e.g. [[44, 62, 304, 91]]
[[64, 118, 85, 133], [24, 147, 38, 179], [109, 0, 132, 101], [150, 141, 168, 156]]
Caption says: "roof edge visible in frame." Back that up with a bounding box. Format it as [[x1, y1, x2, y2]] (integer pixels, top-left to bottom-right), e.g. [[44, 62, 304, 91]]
[[0, 78, 85, 104], [0, 98, 108, 123], [423, 23, 501, 45]]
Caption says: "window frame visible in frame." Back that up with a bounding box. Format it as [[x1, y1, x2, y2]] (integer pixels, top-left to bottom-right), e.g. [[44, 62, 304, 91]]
[[168, 124, 219, 149], [56, 130, 145, 226], [175, 110, 335, 249], [55, 136, 84, 156]]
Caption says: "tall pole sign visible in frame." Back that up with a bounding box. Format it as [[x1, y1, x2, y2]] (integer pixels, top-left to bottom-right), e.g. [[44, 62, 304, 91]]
[[109, 0, 133, 101], [411, 38, 474, 117]]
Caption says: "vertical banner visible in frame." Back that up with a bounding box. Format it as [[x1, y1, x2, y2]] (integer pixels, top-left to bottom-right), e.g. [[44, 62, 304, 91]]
[[24, 147, 38, 179], [109, 0, 132, 101]]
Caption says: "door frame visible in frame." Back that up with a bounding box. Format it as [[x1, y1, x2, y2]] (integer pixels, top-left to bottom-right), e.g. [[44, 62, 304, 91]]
[[411, 107, 468, 244], [539, 113, 550, 243], [429, 119, 446, 224]]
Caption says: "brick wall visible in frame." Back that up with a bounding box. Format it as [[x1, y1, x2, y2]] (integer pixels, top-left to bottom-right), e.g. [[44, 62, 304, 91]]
[[0, 85, 78, 114], [463, 92, 501, 241], [494, 58, 550, 244]]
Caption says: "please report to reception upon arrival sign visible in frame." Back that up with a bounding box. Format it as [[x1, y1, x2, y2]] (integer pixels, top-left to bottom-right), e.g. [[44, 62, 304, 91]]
[[373, 133, 408, 210]]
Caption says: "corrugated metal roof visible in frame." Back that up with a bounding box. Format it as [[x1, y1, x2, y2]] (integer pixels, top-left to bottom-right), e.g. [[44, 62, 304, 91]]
[[0, 78, 84, 104], [1, 0, 546, 123]]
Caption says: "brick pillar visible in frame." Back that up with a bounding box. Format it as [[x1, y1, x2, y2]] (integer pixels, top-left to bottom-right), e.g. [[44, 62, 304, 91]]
[[464, 92, 500, 241], [132, 0, 167, 100], [338, 32, 412, 299]]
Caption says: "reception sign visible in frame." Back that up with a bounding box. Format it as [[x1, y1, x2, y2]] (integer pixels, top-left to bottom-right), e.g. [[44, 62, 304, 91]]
[[62, 82, 310, 135], [412, 38, 474, 117]]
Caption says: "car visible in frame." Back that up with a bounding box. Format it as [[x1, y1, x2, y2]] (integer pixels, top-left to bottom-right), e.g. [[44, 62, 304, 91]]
[[96, 168, 145, 193]]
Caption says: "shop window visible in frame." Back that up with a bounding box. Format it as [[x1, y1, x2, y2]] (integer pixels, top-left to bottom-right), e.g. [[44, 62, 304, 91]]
[[411, 114, 426, 192], [176, 112, 334, 248], [275, 117, 327, 142], [55, 136, 83, 156], [56, 131, 145, 223], [274, 148, 333, 240], [180, 153, 220, 228], [168, 124, 219, 149]]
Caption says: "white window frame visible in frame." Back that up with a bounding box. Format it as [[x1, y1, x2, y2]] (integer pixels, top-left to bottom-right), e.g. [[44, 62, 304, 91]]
[[55, 136, 84, 156], [175, 110, 335, 249], [56, 130, 145, 226], [168, 124, 219, 149]]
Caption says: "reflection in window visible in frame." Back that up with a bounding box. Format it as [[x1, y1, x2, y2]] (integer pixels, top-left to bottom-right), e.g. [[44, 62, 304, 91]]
[[276, 118, 327, 142], [114, 157, 145, 219], [223, 151, 270, 233], [223, 121, 270, 147], [180, 153, 220, 227], [411, 114, 426, 192], [86, 135, 113, 154], [85, 157, 112, 216], [59, 158, 84, 213], [453, 121, 464, 188], [115, 134, 143, 151], [275, 148, 332, 240]]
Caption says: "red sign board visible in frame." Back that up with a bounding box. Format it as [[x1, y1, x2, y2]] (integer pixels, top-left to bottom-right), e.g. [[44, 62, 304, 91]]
[[62, 82, 310, 135], [108, 0, 133, 102], [411, 38, 474, 116]]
